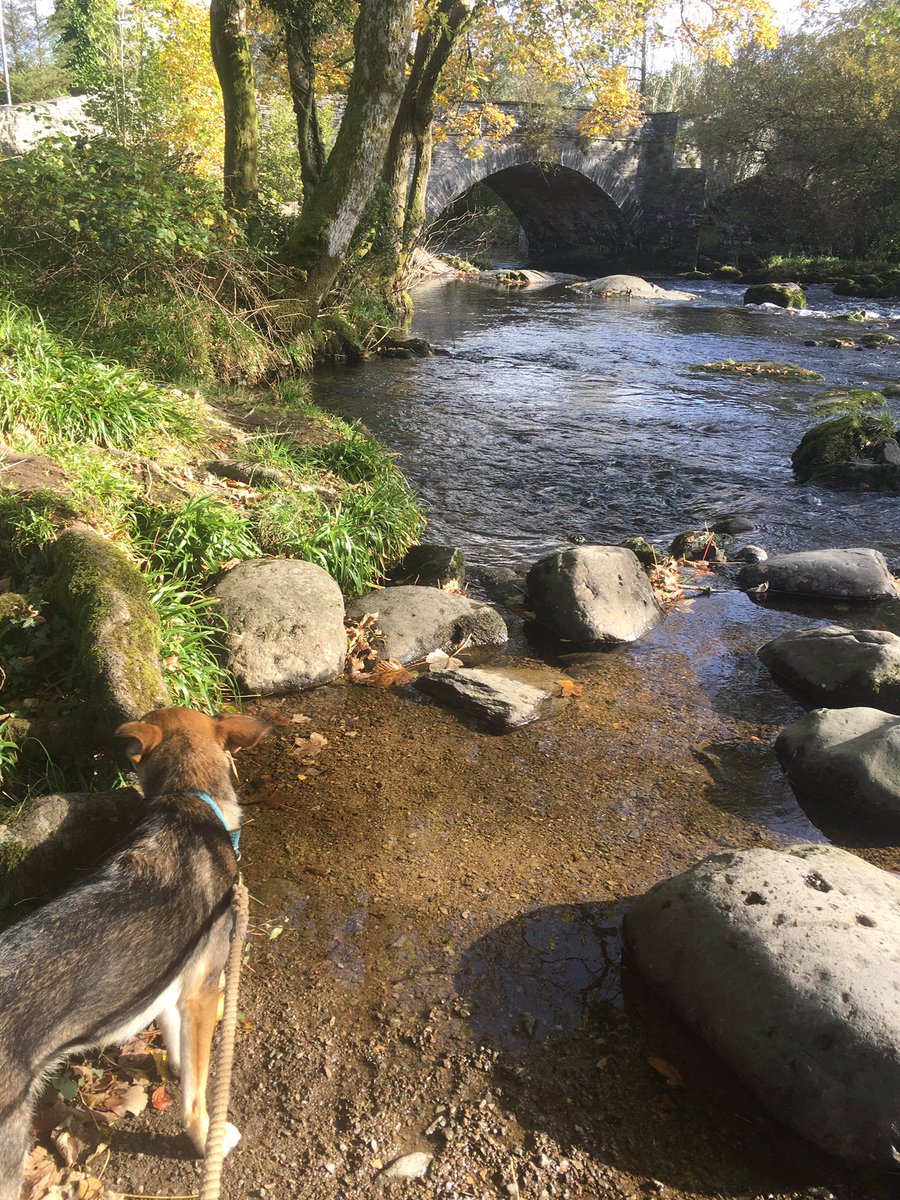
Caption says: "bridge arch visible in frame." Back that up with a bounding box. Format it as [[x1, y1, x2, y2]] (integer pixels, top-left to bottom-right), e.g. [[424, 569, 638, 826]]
[[426, 106, 705, 272]]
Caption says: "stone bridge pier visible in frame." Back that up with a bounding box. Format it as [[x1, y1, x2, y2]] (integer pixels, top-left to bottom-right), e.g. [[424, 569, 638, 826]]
[[426, 105, 705, 273]]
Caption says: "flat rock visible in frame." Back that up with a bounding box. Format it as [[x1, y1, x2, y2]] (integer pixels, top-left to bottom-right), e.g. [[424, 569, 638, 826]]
[[571, 274, 696, 301], [415, 666, 556, 731], [624, 843, 900, 1168], [213, 558, 346, 694], [346, 585, 507, 666], [526, 545, 664, 644], [380, 1151, 433, 1181], [775, 706, 900, 825], [738, 548, 897, 600], [759, 625, 900, 711]]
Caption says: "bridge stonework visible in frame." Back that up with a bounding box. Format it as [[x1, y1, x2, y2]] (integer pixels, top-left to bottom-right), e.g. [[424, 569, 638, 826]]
[[428, 105, 704, 272]]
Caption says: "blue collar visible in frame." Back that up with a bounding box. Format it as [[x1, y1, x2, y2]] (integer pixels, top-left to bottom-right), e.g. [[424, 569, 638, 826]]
[[190, 790, 241, 859]]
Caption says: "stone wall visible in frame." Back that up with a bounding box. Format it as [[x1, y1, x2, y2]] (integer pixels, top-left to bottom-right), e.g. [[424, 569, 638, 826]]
[[0, 96, 89, 156]]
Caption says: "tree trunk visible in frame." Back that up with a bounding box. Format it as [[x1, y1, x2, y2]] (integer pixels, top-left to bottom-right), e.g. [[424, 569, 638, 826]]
[[210, 0, 259, 212], [379, 0, 482, 289], [284, 18, 325, 196], [279, 0, 415, 314]]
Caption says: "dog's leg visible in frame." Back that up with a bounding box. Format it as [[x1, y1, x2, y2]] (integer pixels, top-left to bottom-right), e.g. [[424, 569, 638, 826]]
[[0, 1101, 33, 1200], [178, 978, 241, 1158], [156, 1004, 182, 1077]]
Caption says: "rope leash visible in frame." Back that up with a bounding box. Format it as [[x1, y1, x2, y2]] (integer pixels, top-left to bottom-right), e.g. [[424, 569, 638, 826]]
[[199, 876, 250, 1200]]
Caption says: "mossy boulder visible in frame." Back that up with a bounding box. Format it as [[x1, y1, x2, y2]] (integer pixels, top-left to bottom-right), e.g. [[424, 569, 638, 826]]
[[860, 333, 898, 349], [49, 523, 168, 733], [712, 265, 743, 281], [792, 411, 900, 491], [0, 592, 28, 622], [743, 283, 807, 309], [812, 388, 887, 413], [619, 537, 660, 567], [669, 529, 732, 563]]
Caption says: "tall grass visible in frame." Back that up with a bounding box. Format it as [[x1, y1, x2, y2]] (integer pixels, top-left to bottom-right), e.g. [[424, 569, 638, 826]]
[[0, 296, 203, 449], [130, 495, 261, 580]]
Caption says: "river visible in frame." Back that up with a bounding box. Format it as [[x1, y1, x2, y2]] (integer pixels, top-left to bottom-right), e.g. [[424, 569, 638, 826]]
[[312, 278, 900, 567]]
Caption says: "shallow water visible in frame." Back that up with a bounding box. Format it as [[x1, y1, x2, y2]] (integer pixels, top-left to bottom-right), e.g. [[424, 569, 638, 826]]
[[312, 279, 900, 566]]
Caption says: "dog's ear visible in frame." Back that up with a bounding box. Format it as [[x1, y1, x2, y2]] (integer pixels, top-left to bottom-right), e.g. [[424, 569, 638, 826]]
[[215, 714, 273, 753], [115, 720, 163, 763]]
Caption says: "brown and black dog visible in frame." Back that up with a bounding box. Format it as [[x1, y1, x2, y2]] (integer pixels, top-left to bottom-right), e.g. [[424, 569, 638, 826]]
[[0, 706, 272, 1199]]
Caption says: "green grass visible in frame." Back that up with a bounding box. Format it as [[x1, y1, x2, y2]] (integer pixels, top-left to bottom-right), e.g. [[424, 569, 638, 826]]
[[0, 296, 204, 449], [130, 495, 261, 580], [149, 577, 236, 711]]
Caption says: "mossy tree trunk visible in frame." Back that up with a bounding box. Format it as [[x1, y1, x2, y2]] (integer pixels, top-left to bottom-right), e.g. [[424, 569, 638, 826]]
[[380, 0, 482, 298], [279, 0, 415, 315], [210, 0, 259, 212], [285, 16, 326, 196]]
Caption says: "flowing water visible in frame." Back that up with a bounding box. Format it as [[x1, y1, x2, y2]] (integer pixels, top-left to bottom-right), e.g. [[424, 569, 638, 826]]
[[313, 279, 900, 566]]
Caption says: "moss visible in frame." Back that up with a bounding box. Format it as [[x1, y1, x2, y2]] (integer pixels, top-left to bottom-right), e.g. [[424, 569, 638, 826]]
[[859, 333, 897, 349], [50, 525, 167, 731], [696, 360, 824, 381], [669, 529, 732, 562], [743, 283, 806, 309], [813, 388, 887, 414], [620, 537, 660, 566], [0, 593, 27, 621], [712, 265, 743, 281]]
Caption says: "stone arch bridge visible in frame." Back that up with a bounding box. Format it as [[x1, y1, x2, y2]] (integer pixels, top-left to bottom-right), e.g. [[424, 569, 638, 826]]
[[427, 103, 704, 272]]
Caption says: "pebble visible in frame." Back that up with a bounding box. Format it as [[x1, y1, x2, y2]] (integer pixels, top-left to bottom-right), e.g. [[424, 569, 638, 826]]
[[380, 1151, 434, 1180]]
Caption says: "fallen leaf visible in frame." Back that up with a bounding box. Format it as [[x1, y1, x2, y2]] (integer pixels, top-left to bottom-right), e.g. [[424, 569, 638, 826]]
[[268, 925, 284, 940], [291, 713, 312, 725], [151, 1084, 174, 1112], [365, 658, 413, 688], [425, 649, 463, 672], [555, 679, 584, 697], [648, 1056, 684, 1087]]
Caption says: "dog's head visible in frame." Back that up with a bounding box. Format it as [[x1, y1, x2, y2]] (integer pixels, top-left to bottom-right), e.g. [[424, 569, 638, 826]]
[[115, 707, 273, 794]]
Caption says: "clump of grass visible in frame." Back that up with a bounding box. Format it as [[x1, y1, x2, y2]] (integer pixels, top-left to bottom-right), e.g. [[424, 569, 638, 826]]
[[149, 577, 235, 711], [130, 495, 261, 580], [0, 488, 75, 572], [294, 422, 396, 483], [0, 296, 205, 450]]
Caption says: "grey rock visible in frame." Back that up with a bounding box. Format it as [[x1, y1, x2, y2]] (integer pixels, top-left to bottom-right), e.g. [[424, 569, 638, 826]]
[[469, 565, 526, 606], [571, 274, 696, 301], [387, 544, 466, 588], [775, 706, 900, 824], [738, 548, 897, 600], [380, 1151, 433, 1181], [0, 789, 144, 906], [213, 558, 346, 694], [732, 544, 768, 563], [759, 625, 900, 711], [205, 459, 292, 489], [624, 843, 900, 1168], [711, 516, 756, 536], [526, 545, 664, 644], [415, 667, 555, 731], [346, 585, 507, 666]]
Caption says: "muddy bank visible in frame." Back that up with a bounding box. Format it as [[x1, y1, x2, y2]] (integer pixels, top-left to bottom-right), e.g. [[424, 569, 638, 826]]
[[99, 592, 899, 1200]]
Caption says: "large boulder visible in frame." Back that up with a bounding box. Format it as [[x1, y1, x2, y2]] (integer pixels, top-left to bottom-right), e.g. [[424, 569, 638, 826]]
[[743, 282, 806, 308], [526, 546, 663, 644], [624, 844, 900, 1168], [775, 706, 900, 825], [738, 548, 897, 600], [759, 625, 900, 712], [570, 275, 696, 301], [213, 558, 346, 694], [346, 585, 507, 666], [791, 411, 900, 491]]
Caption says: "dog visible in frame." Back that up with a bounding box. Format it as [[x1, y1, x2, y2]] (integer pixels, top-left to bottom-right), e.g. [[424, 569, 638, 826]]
[[0, 706, 272, 1199]]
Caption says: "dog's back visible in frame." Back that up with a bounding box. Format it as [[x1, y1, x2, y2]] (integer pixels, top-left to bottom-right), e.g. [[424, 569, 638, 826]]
[[0, 708, 272, 1199]]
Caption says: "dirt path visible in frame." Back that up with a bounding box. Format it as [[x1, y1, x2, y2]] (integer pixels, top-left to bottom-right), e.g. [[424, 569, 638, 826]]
[[103, 594, 899, 1200]]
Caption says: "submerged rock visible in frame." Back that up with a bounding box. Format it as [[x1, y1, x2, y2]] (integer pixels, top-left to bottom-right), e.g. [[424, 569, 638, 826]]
[[415, 666, 556, 732], [624, 843, 900, 1168], [214, 558, 346, 694], [696, 359, 824, 381], [526, 545, 663, 644], [737, 548, 897, 601], [775, 706, 900, 826], [759, 625, 900, 712], [669, 529, 730, 563], [346, 585, 507, 666]]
